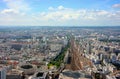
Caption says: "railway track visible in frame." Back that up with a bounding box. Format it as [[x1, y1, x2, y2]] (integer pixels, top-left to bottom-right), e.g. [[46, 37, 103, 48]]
[[65, 39, 93, 71]]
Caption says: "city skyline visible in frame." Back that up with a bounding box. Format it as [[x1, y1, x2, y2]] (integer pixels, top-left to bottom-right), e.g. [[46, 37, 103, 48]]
[[0, 0, 120, 26]]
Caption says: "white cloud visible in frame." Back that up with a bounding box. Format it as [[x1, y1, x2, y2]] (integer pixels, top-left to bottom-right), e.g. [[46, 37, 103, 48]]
[[48, 7, 54, 10], [96, 10, 109, 15], [58, 6, 65, 10], [3, 0, 30, 12], [0, 0, 30, 26], [29, 7, 120, 26], [48, 5, 66, 11], [112, 4, 120, 8], [0, 5, 120, 26], [40, 8, 110, 21], [1, 9, 19, 14]]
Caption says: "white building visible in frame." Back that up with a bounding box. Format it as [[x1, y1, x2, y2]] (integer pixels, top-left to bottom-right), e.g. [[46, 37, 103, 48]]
[[0, 67, 6, 79]]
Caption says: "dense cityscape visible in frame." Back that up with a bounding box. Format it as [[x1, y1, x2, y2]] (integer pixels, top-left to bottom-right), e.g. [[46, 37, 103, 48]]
[[0, 26, 120, 79]]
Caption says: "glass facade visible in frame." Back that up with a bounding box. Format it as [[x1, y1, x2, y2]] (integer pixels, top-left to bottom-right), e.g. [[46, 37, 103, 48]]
[[0, 72, 1, 79]]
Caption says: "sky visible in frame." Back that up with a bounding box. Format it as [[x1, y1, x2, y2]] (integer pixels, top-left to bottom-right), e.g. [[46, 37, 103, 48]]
[[0, 0, 120, 26]]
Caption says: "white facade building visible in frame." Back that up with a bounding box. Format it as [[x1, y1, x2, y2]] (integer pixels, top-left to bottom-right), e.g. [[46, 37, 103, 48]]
[[0, 67, 6, 79]]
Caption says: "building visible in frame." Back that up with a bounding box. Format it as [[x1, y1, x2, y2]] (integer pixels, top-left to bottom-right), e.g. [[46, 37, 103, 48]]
[[6, 69, 23, 79], [59, 70, 92, 79], [0, 67, 6, 79], [30, 71, 48, 79], [87, 41, 91, 54]]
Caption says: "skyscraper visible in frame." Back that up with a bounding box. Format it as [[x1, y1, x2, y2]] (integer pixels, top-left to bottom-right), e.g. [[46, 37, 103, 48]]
[[87, 41, 91, 54], [0, 67, 6, 79]]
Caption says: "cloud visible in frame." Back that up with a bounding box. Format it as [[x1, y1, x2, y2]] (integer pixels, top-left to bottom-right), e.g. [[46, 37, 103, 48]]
[[1, 9, 19, 14], [25, 6, 120, 26], [58, 6, 65, 10], [3, 0, 30, 12], [40, 8, 110, 21], [48, 7, 54, 10], [112, 4, 120, 8], [48, 5, 67, 11], [0, 0, 29, 25], [96, 10, 108, 15], [0, 5, 120, 26]]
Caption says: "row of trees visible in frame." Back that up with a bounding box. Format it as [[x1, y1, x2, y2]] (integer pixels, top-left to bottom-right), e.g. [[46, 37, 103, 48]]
[[48, 42, 70, 68]]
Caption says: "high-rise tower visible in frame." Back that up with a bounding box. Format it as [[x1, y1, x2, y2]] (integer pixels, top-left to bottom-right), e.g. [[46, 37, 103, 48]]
[[0, 67, 6, 79], [87, 41, 91, 54]]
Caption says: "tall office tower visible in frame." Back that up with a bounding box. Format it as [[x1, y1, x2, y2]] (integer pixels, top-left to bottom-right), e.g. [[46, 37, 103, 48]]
[[0, 67, 6, 79], [33, 36, 36, 42], [87, 41, 91, 54]]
